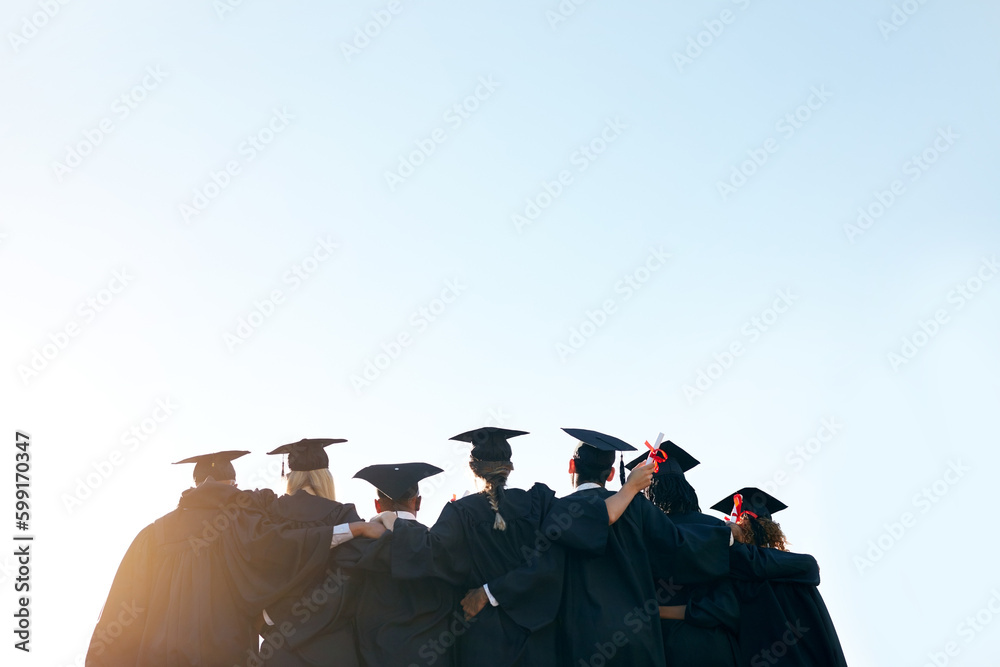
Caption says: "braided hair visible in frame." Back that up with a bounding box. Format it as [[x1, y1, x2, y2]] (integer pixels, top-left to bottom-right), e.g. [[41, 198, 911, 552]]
[[469, 459, 513, 530], [646, 474, 701, 515]]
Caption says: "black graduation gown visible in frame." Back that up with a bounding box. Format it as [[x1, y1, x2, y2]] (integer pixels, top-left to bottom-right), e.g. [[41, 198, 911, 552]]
[[85, 482, 335, 667], [349, 520, 461, 667], [730, 548, 848, 667], [258, 490, 365, 667], [490, 489, 733, 667], [389, 484, 610, 667], [657, 512, 740, 667], [728, 543, 821, 585]]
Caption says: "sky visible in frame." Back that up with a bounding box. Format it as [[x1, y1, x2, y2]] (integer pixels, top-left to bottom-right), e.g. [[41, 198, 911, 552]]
[[1, 1, 999, 665]]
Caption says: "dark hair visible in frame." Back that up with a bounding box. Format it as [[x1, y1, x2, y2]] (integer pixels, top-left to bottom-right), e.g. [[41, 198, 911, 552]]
[[646, 475, 700, 514], [469, 460, 513, 530], [377, 485, 419, 510], [573, 446, 615, 486], [470, 438, 512, 463], [574, 460, 614, 486], [736, 514, 789, 551], [194, 461, 236, 485]]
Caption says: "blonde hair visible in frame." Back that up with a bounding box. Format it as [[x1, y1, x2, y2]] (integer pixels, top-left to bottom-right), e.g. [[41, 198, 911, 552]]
[[286, 469, 337, 501]]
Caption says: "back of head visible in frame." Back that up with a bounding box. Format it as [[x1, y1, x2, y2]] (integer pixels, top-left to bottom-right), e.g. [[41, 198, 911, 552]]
[[286, 469, 337, 501], [737, 514, 789, 551], [572, 444, 616, 486], [710, 487, 788, 550], [469, 459, 513, 531], [194, 461, 236, 486], [646, 475, 700, 514], [376, 484, 419, 512], [565, 428, 636, 487], [455, 427, 526, 532], [175, 450, 248, 486]]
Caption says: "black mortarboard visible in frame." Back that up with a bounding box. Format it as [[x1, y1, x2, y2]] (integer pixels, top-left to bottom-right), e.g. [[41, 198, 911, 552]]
[[710, 487, 787, 521], [625, 440, 700, 478], [267, 438, 347, 474], [173, 450, 249, 482], [353, 462, 444, 501], [563, 428, 637, 453], [451, 427, 528, 462], [563, 428, 636, 484]]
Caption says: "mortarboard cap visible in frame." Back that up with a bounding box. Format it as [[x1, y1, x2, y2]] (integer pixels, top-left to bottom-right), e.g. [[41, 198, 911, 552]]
[[451, 427, 528, 462], [173, 450, 249, 482], [625, 440, 700, 477], [563, 428, 636, 485], [562, 428, 637, 453], [710, 487, 787, 521], [354, 462, 444, 501], [267, 438, 346, 473]]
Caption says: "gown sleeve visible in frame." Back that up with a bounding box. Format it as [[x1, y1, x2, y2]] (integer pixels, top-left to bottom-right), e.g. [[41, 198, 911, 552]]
[[540, 491, 609, 556], [217, 506, 337, 611], [729, 544, 820, 584], [482, 540, 567, 632], [640, 497, 731, 585], [483, 492, 609, 632], [336, 502, 364, 525], [341, 533, 389, 572], [245, 488, 279, 512], [390, 501, 472, 586], [684, 579, 740, 633]]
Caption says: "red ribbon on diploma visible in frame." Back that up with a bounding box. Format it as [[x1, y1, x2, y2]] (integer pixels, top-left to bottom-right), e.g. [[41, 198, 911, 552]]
[[643, 440, 668, 473], [730, 493, 758, 523]]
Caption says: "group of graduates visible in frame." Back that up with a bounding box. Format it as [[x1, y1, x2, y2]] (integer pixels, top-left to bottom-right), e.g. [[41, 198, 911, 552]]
[[86, 427, 848, 667]]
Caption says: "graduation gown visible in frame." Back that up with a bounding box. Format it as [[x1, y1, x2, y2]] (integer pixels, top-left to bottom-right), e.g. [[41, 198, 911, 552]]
[[258, 490, 365, 667], [389, 484, 610, 667], [85, 482, 336, 667], [730, 548, 848, 667], [490, 488, 733, 667], [349, 520, 461, 667], [657, 512, 740, 667]]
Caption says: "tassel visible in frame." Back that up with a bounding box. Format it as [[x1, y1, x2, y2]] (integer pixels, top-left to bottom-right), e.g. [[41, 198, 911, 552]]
[[281, 456, 286, 478], [619, 453, 626, 486]]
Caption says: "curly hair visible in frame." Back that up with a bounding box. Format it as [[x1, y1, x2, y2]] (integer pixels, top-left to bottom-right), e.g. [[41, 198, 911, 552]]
[[645, 475, 700, 515], [469, 459, 513, 531], [736, 514, 789, 551]]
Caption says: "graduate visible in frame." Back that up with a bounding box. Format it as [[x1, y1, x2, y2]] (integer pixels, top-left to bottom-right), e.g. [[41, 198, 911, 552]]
[[258, 438, 386, 667], [381, 427, 652, 667], [473, 429, 737, 667], [625, 440, 741, 667], [351, 462, 461, 667], [85, 450, 362, 667], [711, 489, 849, 667]]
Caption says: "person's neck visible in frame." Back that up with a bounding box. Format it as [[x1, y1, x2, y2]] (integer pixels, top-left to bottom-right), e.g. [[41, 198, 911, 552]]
[[388, 502, 417, 516], [197, 478, 236, 487], [575, 480, 607, 489]]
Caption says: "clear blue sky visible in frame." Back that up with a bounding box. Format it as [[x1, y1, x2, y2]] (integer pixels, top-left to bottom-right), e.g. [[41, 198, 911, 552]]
[[2, 1, 999, 664]]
